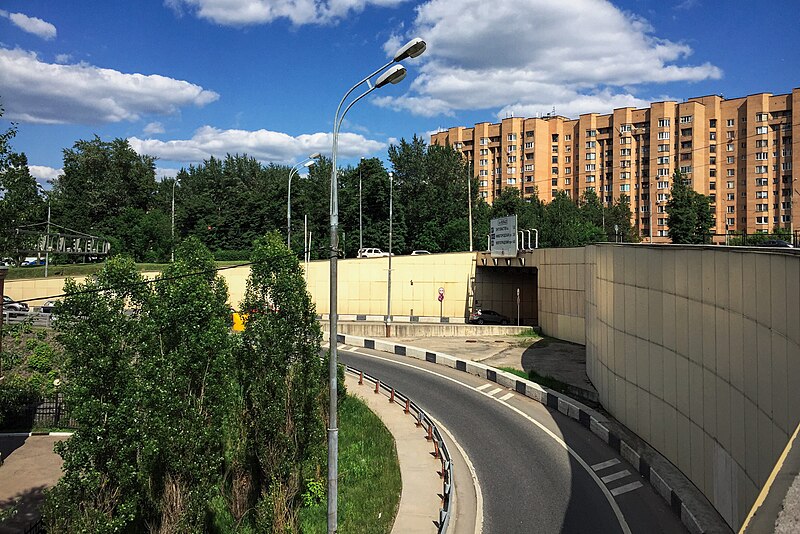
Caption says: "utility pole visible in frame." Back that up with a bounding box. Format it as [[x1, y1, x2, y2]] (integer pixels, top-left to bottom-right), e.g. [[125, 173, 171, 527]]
[[45, 200, 51, 277], [0, 265, 7, 379], [359, 157, 364, 252], [386, 171, 393, 337]]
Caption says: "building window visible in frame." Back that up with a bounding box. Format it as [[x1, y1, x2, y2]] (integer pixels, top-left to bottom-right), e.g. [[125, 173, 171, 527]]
[[507, 145, 517, 152], [480, 159, 488, 166], [565, 168, 571, 174], [756, 191, 768, 199], [507, 133, 517, 141], [565, 156, 571, 163], [680, 166, 692, 174], [564, 178, 571, 185], [756, 126, 768, 135], [710, 132, 716, 140], [680, 115, 693, 124], [756, 216, 769, 224], [552, 167, 559, 175], [709, 119, 717, 128], [481, 191, 488, 198], [658, 132, 670, 140], [620, 184, 630, 192], [726, 156, 735, 164], [755, 178, 768, 186], [479, 170, 488, 176], [564, 134, 572, 141], [507, 156, 517, 163], [657, 193, 669, 201], [726, 119, 735, 127], [620, 137, 631, 144], [480, 137, 488, 145], [507, 178, 516, 184], [507, 167, 516, 174], [551, 156, 558, 163], [586, 129, 597, 137], [727, 143, 734, 152], [479, 180, 488, 187], [620, 148, 631, 156], [658, 118, 670, 127], [658, 144, 670, 153], [755, 165, 768, 174], [585, 164, 596, 171], [524, 164, 533, 171], [755, 152, 768, 160], [586, 141, 596, 149], [681, 128, 693, 137], [755, 204, 769, 212], [586, 175, 596, 183], [657, 156, 670, 165], [755, 113, 769, 122], [524, 142, 534, 149], [782, 215, 792, 222], [657, 168, 670, 177], [586, 153, 596, 160], [657, 181, 669, 189]]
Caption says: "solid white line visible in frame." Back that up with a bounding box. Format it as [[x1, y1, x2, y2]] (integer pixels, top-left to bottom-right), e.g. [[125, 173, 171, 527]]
[[601, 470, 631, 484], [610, 482, 643, 496], [476, 383, 492, 391], [355, 352, 633, 534], [499, 392, 515, 401], [428, 413, 484, 534], [592, 458, 621, 471], [487, 387, 502, 396]]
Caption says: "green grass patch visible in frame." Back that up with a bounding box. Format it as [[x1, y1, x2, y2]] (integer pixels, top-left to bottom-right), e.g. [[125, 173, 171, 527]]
[[513, 327, 540, 339], [498, 366, 527, 379], [299, 392, 401, 534], [496, 366, 570, 395]]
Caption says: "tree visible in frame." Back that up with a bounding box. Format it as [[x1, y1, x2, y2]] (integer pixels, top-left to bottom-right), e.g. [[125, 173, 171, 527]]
[[665, 170, 713, 244], [236, 231, 327, 531], [541, 191, 605, 247]]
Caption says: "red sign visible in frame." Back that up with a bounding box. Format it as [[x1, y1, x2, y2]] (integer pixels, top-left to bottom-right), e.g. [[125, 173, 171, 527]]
[[438, 293, 444, 302]]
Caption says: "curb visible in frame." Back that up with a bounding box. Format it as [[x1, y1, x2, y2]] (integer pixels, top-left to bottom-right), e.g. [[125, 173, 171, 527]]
[[326, 332, 731, 534], [0, 431, 74, 437]]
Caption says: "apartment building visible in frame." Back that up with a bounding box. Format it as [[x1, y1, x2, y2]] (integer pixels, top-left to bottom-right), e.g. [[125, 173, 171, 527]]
[[431, 88, 799, 241]]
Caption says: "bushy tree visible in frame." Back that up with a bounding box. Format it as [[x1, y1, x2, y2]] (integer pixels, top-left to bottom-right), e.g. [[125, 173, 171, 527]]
[[665, 170, 713, 244], [236, 231, 327, 532]]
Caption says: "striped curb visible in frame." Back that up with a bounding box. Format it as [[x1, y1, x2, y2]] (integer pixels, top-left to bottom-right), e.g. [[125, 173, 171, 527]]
[[325, 331, 730, 534], [318, 314, 464, 324]]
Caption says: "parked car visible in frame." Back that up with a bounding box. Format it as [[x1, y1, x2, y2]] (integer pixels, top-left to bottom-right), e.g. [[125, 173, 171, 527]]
[[3, 295, 29, 317], [358, 248, 391, 258], [411, 250, 431, 255], [40, 300, 59, 314], [468, 308, 510, 325], [756, 239, 793, 248]]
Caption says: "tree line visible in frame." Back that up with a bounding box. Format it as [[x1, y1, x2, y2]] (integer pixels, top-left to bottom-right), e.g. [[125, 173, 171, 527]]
[[3, 109, 730, 260]]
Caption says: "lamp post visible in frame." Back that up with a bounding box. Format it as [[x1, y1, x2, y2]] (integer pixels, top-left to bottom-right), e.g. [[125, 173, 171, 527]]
[[288, 153, 320, 248], [0, 265, 7, 379], [359, 157, 365, 253], [171, 178, 180, 262], [467, 160, 474, 252], [327, 37, 425, 534], [386, 171, 393, 336]]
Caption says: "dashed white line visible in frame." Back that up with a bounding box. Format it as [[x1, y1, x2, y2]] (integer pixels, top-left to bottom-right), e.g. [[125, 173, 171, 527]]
[[601, 470, 631, 484], [476, 384, 492, 391], [610, 481, 643, 496], [499, 392, 515, 401], [591, 458, 621, 472], [487, 387, 502, 396]]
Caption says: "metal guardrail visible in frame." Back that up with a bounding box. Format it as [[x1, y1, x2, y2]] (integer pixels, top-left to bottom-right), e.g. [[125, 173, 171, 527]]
[[345, 366, 453, 533], [1, 309, 55, 328]]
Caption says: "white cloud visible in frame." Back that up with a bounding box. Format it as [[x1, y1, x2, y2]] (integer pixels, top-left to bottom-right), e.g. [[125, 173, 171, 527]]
[[144, 122, 166, 135], [1, 11, 57, 40], [377, 0, 722, 118], [29, 165, 62, 182], [128, 125, 385, 164], [155, 167, 181, 181], [166, 0, 407, 26], [54, 53, 72, 64], [0, 47, 219, 124]]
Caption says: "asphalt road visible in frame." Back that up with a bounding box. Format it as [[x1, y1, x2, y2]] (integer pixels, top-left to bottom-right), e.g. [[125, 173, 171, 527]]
[[340, 347, 686, 534]]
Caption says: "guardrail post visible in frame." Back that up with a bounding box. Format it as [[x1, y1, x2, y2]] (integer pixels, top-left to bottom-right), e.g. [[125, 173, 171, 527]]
[[389, 388, 395, 403], [432, 438, 440, 459], [415, 409, 423, 427], [358, 371, 363, 385], [374, 379, 380, 394], [404, 398, 410, 414], [426, 423, 433, 442]]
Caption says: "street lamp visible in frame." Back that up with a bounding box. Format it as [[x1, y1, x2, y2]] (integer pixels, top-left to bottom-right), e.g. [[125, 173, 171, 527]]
[[386, 171, 393, 337], [359, 157, 365, 252], [288, 153, 320, 248], [171, 177, 180, 262], [0, 264, 7, 379], [327, 37, 425, 534]]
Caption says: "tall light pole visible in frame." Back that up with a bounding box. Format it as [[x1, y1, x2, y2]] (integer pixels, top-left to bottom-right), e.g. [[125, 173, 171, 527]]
[[288, 153, 320, 248], [386, 171, 393, 336], [0, 265, 7, 379], [359, 157, 365, 253], [327, 37, 425, 534], [467, 159, 474, 252], [171, 178, 180, 262]]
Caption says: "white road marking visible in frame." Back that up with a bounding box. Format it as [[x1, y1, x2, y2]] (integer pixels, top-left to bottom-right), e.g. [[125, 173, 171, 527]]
[[592, 458, 621, 472], [487, 387, 502, 396], [476, 383, 492, 391], [610, 481, 643, 496], [499, 392, 515, 401], [355, 352, 633, 534], [601, 470, 631, 484], [427, 413, 484, 534]]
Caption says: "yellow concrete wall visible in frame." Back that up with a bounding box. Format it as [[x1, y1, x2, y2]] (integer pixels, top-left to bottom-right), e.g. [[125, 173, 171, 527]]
[[528, 247, 587, 344], [585, 244, 800, 531]]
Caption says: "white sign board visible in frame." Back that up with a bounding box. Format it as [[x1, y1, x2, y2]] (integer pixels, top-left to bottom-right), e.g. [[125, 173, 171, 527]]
[[490, 215, 518, 258]]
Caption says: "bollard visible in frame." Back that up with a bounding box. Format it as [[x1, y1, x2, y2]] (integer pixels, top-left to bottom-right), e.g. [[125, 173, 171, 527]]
[[426, 423, 433, 441], [359, 371, 363, 385], [374, 379, 380, 394], [432, 438, 440, 459], [389, 388, 395, 403], [415, 410, 423, 427], [404, 398, 410, 414]]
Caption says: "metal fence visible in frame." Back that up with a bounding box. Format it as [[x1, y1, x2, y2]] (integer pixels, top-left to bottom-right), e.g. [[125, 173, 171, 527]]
[[1, 394, 76, 431], [345, 366, 454, 533]]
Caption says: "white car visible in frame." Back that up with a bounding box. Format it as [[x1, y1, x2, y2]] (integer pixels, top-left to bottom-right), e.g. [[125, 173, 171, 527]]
[[358, 248, 390, 258], [411, 250, 431, 255]]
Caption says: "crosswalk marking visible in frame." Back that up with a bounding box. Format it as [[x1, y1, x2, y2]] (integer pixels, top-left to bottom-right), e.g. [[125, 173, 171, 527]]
[[499, 392, 515, 401], [476, 384, 492, 391], [487, 387, 502, 396], [601, 470, 631, 484], [591, 458, 621, 472], [610, 481, 643, 496]]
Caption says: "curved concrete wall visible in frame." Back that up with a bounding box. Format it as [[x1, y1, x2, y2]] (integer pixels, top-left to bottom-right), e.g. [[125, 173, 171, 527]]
[[585, 244, 800, 530]]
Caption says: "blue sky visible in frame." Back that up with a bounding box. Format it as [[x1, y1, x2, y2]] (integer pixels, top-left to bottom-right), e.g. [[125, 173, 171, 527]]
[[1, 0, 797, 186]]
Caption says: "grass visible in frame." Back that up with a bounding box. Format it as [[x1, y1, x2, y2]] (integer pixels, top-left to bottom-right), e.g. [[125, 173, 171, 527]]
[[299, 392, 401, 534], [497, 366, 570, 394]]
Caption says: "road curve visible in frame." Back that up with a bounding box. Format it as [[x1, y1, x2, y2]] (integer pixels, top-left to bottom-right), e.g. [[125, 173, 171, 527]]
[[340, 347, 686, 534]]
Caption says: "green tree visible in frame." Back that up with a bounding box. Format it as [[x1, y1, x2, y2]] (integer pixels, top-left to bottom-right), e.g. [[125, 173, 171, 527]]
[[542, 191, 605, 247], [665, 171, 713, 244], [236, 231, 327, 531]]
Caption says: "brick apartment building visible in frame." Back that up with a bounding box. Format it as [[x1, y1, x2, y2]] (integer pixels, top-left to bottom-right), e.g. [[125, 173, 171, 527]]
[[430, 88, 799, 242]]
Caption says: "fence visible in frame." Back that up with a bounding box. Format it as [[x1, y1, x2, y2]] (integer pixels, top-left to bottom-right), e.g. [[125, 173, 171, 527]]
[[1, 394, 76, 431], [345, 365, 454, 534]]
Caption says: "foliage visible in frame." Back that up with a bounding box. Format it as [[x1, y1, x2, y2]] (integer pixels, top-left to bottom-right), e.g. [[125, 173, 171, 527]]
[[236, 231, 328, 532], [0, 375, 39, 428], [665, 170, 714, 244], [299, 393, 400, 534]]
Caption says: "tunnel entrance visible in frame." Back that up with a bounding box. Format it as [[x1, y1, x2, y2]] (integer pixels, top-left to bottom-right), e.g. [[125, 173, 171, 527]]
[[471, 266, 538, 326]]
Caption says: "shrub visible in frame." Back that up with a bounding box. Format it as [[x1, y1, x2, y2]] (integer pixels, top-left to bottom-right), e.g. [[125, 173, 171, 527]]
[[28, 343, 55, 373]]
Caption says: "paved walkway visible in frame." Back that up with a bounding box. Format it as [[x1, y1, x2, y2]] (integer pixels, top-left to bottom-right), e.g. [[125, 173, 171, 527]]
[[0, 435, 66, 534]]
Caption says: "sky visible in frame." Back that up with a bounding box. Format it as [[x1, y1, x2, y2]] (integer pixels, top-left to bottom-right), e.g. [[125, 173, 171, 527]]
[[1, 0, 798, 187]]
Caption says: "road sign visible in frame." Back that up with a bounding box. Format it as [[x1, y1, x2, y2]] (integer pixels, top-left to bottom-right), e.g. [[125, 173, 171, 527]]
[[438, 293, 444, 302], [490, 215, 518, 258]]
